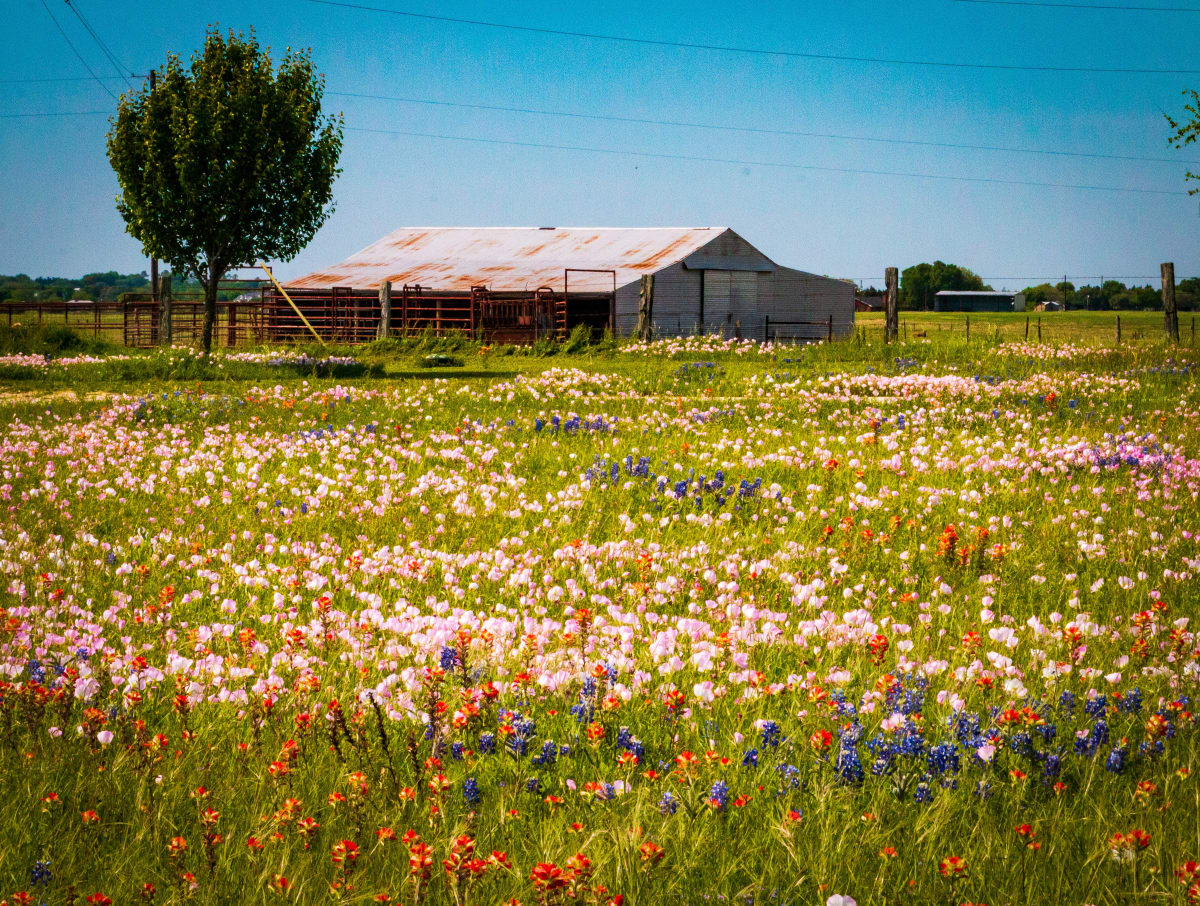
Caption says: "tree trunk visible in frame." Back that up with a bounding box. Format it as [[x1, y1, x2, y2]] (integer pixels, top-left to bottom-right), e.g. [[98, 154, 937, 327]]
[[201, 263, 219, 355]]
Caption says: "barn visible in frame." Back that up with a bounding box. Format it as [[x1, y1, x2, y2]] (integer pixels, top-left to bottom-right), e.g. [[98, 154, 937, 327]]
[[277, 227, 853, 344], [934, 290, 1027, 313]]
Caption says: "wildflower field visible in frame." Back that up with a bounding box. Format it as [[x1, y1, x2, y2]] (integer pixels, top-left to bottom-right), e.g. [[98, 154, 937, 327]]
[[0, 331, 1197, 906]]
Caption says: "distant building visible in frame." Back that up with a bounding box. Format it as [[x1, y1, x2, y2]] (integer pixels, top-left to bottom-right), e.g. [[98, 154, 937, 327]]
[[1037, 300, 1063, 312], [855, 294, 884, 312], [934, 290, 1026, 313]]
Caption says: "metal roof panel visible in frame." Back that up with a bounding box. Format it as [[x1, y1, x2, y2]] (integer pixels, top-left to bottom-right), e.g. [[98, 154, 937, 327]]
[[287, 227, 728, 292]]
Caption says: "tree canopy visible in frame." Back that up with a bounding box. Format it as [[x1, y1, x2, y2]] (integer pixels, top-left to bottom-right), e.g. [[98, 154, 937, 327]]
[[899, 262, 991, 310], [106, 27, 343, 351], [1167, 88, 1200, 195]]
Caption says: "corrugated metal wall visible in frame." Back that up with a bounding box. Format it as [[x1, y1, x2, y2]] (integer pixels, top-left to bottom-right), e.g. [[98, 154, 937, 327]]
[[611, 229, 854, 341], [761, 267, 855, 341], [614, 261, 702, 336]]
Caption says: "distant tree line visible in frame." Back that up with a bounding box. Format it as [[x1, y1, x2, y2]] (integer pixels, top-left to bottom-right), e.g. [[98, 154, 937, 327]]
[[887, 261, 1200, 311], [1, 271, 152, 302], [1020, 279, 1200, 311], [1, 271, 256, 304]]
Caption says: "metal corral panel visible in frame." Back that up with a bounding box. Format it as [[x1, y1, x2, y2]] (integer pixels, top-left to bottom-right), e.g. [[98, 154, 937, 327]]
[[288, 226, 725, 293]]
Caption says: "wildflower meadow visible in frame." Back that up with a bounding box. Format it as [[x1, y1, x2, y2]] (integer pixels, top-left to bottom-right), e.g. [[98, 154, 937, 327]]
[[0, 330, 1197, 906]]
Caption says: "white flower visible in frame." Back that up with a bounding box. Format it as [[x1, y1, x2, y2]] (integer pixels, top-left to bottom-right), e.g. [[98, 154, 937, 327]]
[[827, 896, 857, 906], [96, 730, 113, 745]]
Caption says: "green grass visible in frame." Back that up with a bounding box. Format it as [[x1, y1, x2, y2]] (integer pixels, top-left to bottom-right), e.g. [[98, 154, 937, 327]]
[[0, 328, 1196, 905]]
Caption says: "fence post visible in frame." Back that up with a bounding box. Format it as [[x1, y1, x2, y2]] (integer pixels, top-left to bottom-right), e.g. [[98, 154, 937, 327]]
[[965, 315, 970, 341], [158, 276, 172, 346], [1162, 262, 1179, 343], [1037, 317, 1042, 342], [377, 280, 392, 341], [1025, 316, 1029, 340], [884, 267, 898, 343], [1116, 315, 1121, 345], [827, 315, 833, 343], [764, 315, 769, 342]]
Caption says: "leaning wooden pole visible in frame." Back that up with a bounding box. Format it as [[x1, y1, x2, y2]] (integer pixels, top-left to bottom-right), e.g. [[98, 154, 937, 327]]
[[257, 261, 324, 345]]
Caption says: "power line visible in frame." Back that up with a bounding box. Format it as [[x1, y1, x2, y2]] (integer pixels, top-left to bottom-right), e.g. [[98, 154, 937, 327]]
[[954, 0, 1200, 10], [0, 109, 109, 118], [345, 124, 1188, 195], [299, 0, 1200, 74], [63, 0, 134, 87], [330, 89, 1200, 167], [35, 0, 115, 100], [2, 101, 1186, 193]]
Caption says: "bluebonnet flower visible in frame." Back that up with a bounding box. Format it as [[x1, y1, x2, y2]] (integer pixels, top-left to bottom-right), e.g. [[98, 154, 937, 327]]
[[1115, 688, 1143, 714], [659, 790, 678, 815], [708, 780, 730, 810], [450, 742, 464, 761], [525, 777, 541, 794], [1084, 695, 1107, 718], [30, 860, 51, 886], [27, 660, 44, 684], [742, 748, 759, 768], [1042, 753, 1062, 780], [463, 777, 481, 805], [835, 743, 864, 785], [439, 646, 459, 670], [927, 742, 960, 776], [1059, 690, 1077, 713], [1105, 744, 1128, 774], [761, 721, 782, 748], [532, 740, 558, 767], [914, 781, 933, 803], [478, 732, 496, 755]]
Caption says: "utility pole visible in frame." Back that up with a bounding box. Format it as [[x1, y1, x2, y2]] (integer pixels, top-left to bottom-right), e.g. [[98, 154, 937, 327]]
[[148, 68, 159, 304]]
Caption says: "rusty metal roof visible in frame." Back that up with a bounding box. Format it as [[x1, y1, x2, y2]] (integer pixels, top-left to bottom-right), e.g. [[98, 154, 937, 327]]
[[287, 227, 728, 292]]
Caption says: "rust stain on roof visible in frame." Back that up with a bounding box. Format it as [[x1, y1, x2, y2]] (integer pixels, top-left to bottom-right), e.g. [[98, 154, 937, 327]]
[[288, 227, 724, 292]]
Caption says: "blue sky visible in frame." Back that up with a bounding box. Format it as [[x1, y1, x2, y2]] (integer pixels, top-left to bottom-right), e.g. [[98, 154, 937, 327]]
[[2, 0, 1198, 288]]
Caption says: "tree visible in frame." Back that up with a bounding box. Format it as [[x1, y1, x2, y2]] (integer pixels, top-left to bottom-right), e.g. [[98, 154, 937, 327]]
[[107, 28, 343, 353], [899, 261, 991, 310], [1167, 88, 1200, 195]]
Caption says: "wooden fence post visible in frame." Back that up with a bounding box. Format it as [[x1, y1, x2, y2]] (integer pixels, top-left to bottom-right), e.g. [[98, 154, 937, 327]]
[[1162, 262, 1179, 343], [1037, 317, 1042, 342], [1116, 315, 1121, 345], [377, 280, 392, 341], [158, 276, 172, 346], [884, 266, 898, 344], [965, 315, 970, 341], [827, 315, 833, 343]]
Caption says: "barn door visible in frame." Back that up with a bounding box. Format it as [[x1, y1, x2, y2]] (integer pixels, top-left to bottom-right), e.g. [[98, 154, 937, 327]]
[[730, 272, 757, 337], [703, 271, 730, 336], [703, 271, 756, 337]]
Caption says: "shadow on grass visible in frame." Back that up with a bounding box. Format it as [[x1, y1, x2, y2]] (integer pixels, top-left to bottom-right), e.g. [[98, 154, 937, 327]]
[[385, 370, 517, 380]]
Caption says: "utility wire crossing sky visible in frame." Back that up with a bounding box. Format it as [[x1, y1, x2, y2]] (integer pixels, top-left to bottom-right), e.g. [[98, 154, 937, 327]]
[[1, 0, 1197, 285]]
